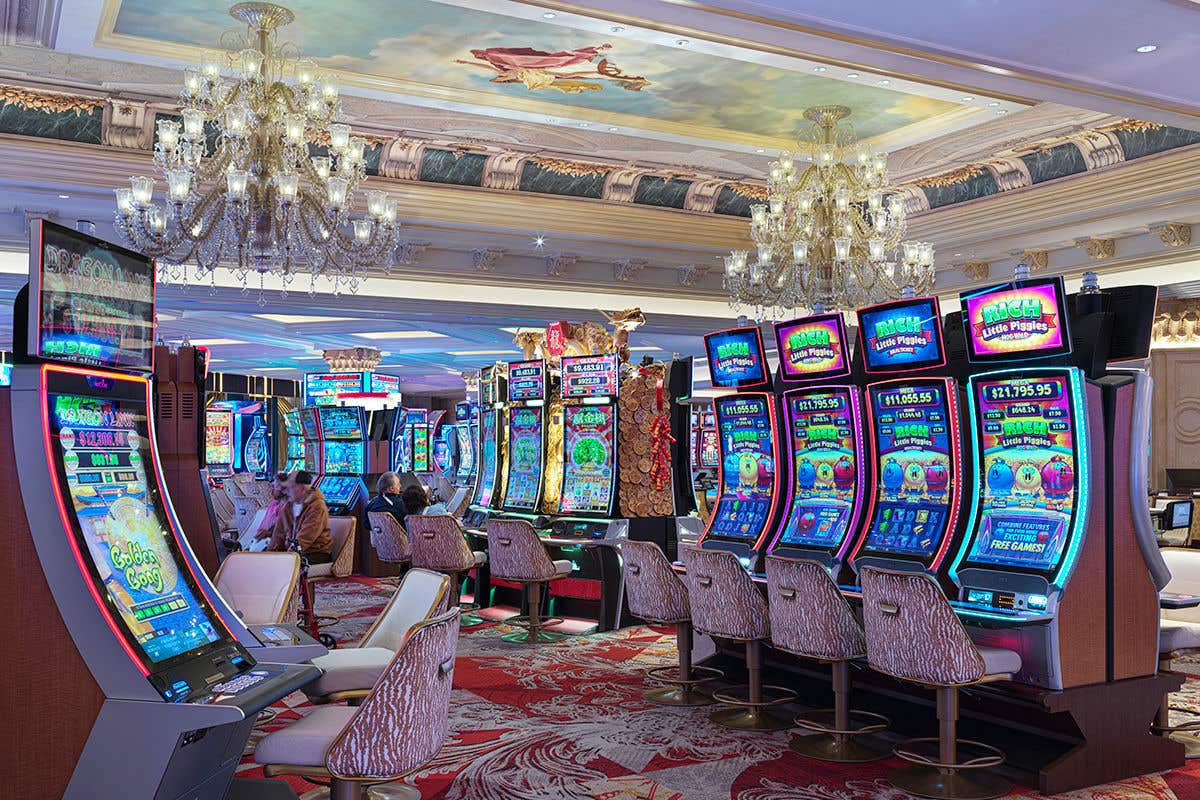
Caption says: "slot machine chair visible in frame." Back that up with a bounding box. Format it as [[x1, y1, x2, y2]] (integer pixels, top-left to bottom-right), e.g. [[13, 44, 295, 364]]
[[1153, 548, 1200, 757], [256, 609, 461, 800], [681, 546, 798, 731], [301, 517, 358, 644], [621, 540, 722, 705], [368, 512, 413, 584], [303, 569, 450, 706], [214, 551, 301, 626], [486, 518, 573, 644], [765, 556, 889, 762], [859, 567, 1020, 800], [407, 514, 487, 626]]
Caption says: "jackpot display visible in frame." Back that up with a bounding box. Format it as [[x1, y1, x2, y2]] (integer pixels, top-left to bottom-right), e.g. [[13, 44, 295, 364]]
[[561, 354, 620, 398], [777, 388, 862, 549], [962, 372, 1084, 572], [204, 409, 233, 468], [508, 360, 545, 402], [708, 394, 777, 540], [775, 314, 850, 383], [961, 277, 1072, 363], [705, 327, 769, 389], [559, 404, 617, 516], [472, 409, 500, 507], [30, 220, 155, 371], [503, 406, 544, 511], [48, 387, 224, 665], [863, 382, 955, 558], [304, 372, 368, 406], [858, 297, 945, 374]]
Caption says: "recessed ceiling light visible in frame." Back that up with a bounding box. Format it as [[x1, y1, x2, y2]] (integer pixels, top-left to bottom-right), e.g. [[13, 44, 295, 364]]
[[987, 101, 1000, 107], [611, 25, 624, 33], [755, 148, 765, 153], [542, 11, 556, 18], [500, 326, 541, 334], [189, 338, 247, 346], [960, 96, 974, 102], [675, 39, 689, 46], [57, 194, 70, 199], [1135, 44, 1158, 53], [253, 314, 359, 324], [629, 346, 662, 351], [845, 72, 860, 78], [954, 253, 963, 257], [877, 79, 891, 85], [813, 66, 827, 73], [608, 126, 618, 132], [995, 109, 1008, 115], [350, 330, 448, 339], [578, 122, 589, 127], [448, 349, 520, 356]]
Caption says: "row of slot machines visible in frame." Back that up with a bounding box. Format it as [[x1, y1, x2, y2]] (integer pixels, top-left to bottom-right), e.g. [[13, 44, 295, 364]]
[[692, 272, 1168, 691], [203, 398, 306, 482]]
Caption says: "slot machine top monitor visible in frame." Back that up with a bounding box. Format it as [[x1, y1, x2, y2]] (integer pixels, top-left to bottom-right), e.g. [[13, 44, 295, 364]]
[[960, 276, 1073, 364], [27, 219, 156, 372], [318, 406, 365, 439], [774, 313, 851, 384], [304, 372, 369, 406], [705, 326, 770, 390], [561, 354, 620, 399], [856, 296, 946, 375], [508, 360, 546, 403]]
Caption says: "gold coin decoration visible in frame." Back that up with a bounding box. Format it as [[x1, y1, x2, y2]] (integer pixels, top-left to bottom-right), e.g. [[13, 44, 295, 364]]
[[618, 368, 675, 517]]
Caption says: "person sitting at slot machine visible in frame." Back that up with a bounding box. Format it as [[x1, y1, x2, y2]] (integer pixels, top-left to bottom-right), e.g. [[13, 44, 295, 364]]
[[366, 472, 406, 527], [401, 484, 432, 521], [252, 472, 292, 546], [269, 470, 332, 564]]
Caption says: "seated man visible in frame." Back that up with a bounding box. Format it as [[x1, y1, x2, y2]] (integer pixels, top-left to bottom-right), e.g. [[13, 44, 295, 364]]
[[269, 470, 332, 565], [366, 471, 406, 527]]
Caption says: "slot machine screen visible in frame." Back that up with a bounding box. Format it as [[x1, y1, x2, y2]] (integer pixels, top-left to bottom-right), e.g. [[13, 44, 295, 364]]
[[322, 440, 364, 476], [413, 424, 431, 472], [456, 424, 474, 480], [318, 407, 364, 440], [472, 409, 499, 507], [300, 408, 320, 441], [960, 277, 1072, 363], [857, 297, 946, 374], [774, 314, 851, 383], [243, 426, 270, 476], [561, 354, 620, 399], [318, 476, 360, 505], [777, 388, 862, 550], [46, 376, 230, 673], [508, 360, 546, 402], [863, 381, 956, 558], [699, 429, 720, 469], [705, 327, 769, 389], [559, 403, 617, 516], [205, 409, 233, 466], [433, 437, 452, 473], [961, 371, 1084, 574], [707, 394, 777, 541], [503, 406, 544, 511]]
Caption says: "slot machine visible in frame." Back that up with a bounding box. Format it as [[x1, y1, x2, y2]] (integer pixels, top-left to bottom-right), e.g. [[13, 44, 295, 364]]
[[389, 407, 426, 474], [500, 359, 548, 517], [847, 296, 968, 589], [693, 326, 782, 570], [688, 403, 720, 524], [764, 312, 871, 581], [464, 366, 505, 530], [279, 401, 305, 472], [299, 405, 322, 473], [204, 404, 234, 481], [453, 401, 477, 488], [314, 405, 368, 516], [5, 220, 320, 799]]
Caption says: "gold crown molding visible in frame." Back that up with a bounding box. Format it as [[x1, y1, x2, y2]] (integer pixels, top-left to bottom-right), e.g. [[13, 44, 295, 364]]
[[1016, 248, 1049, 270], [1154, 299, 1200, 345], [1152, 222, 1193, 248], [960, 260, 989, 281], [0, 84, 104, 114], [1075, 237, 1116, 260]]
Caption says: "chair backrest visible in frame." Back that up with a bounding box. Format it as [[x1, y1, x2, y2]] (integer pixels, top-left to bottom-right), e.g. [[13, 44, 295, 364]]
[[209, 486, 237, 531], [486, 518, 556, 582], [328, 516, 357, 578], [621, 539, 690, 624], [1163, 548, 1200, 623], [214, 551, 300, 625], [858, 566, 986, 686], [679, 546, 768, 640], [360, 568, 451, 651], [326, 608, 461, 781], [237, 507, 270, 551], [765, 555, 864, 661], [230, 495, 264, 536], [369, 512, 411, 565], [407, 515, 476, 573]]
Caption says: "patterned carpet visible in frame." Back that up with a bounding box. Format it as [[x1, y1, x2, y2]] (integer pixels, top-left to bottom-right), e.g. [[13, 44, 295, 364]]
[[237, 577, 1200, 799]]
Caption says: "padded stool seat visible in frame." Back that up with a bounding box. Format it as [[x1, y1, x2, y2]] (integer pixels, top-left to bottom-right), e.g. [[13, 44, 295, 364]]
[[1155, 618, 1200, 758], [255, 705, 357, 767], [550, 559, 572, 575], [307, 648, 394, 699], [487, 518, 572, 644]]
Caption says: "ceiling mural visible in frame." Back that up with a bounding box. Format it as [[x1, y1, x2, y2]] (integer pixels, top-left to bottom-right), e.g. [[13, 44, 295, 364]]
[[103, 0, 963, 142]]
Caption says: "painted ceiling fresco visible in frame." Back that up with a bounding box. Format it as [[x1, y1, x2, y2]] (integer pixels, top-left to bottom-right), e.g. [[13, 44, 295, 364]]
[[105, 0, 962, 141]]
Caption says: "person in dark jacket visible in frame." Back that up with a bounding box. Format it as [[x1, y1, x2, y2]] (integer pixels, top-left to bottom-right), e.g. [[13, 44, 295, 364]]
[[366, 471, 406, 527]]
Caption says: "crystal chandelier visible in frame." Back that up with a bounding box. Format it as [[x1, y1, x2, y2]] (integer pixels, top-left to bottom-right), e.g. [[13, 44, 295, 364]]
[[725, 105, 934, 318], [112, 3, 402, 304]]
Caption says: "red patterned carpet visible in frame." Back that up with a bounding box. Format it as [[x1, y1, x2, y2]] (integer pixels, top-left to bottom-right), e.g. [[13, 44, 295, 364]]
[[237, 577, 1200, 799]]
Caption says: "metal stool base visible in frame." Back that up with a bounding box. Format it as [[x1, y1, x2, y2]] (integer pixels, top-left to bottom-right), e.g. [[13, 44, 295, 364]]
[[644, 685, 712, 706], [501, 628, 566, 644], [790, 707, 889, 763], [298, 782, 419, 800], [710, 705, 792, 731], [887, 764, 1011, 800]]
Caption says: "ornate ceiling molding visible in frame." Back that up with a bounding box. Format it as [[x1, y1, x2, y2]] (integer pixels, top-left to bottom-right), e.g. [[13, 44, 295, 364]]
[[1154, 299, 1200, 346], [471, 248, 505, 273], [544, 253, 578, 277], [1075, 237, 1116, 260], [1152, 222, 1193, 249]]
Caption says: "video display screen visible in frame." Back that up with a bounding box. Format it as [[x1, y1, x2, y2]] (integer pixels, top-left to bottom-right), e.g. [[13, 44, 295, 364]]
[[413, 425, 431, 472], [963, 372, 1082, 573], [504, 406, 544, 511], [705, 327, 769, 389], [319, 407, 364, 440], [48, 383, 226, 668], [775, 314, 850, 383], [32, 221, 155, 371], [961, 277, 1072, 363], [433, 438, 452, 473], [205, 409, 233, 466], [300, 408, 321, 440], [394, 427, 413, 473], [322, 440, 365, 476], [456, 424, 475, 480], [863, 381, 956, 558], [699, 429, 720, 468], [243, 426, 270, 476], [777, 388, 862, 550], [0, 364, 11, 386], [561, 354, 620, 399], [473, 409, 499, 507], [319, 476, 361, 505], [508, 360, 546, 402], [559, 403, 617, 516], [370, 373, 400, 395], [304, 372, 368, 406], [708, 394, 777, 541], [857, 297, 945, 374]]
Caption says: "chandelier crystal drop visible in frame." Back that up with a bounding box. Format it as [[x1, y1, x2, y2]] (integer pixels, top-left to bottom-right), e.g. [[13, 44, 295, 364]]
[[726, 105, 934, 318], [113, 2, 401, 304]]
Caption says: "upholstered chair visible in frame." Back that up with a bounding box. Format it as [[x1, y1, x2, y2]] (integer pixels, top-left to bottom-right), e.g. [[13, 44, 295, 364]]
[[299, 517, 358, 647], [256, 608, 461, 800], [407, 514, 486, 626], [303, 568, 450, 705], [1153, 548, 1200, 757], [765, 555, 888, 761], [486, 518, 572, 644], [859, 566, 1020, 800], [622, 540, 721, 705], [214, 551, 301, 625], [680, 546, 797, 731], [368, 512, 412, 584]]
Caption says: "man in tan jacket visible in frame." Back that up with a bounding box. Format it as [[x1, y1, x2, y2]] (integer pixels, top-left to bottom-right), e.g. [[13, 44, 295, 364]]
[[269, 470, 333, 564]]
